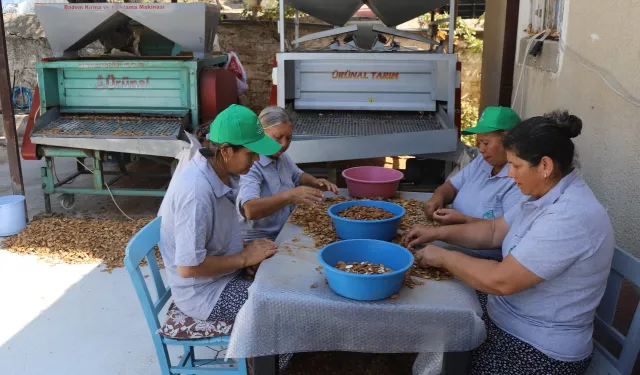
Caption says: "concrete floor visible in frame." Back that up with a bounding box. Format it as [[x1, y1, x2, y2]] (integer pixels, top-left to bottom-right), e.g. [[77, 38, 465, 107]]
[[0, 145, 191, 375]]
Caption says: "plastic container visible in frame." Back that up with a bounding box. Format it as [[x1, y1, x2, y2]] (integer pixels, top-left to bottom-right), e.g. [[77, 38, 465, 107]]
[[342, 166, 404, 198], [328, 200, 405, 241], [0, 195, 26, 236], [318, 239, 414, 301]]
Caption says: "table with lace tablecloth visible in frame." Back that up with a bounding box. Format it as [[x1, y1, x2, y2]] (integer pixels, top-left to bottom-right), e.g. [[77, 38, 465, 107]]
[[227, 191, 487, 375]]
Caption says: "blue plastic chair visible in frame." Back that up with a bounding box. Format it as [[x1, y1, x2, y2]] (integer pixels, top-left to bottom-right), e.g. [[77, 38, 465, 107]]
[[124, 217, 248, 375], [586, 247, 640, 375]]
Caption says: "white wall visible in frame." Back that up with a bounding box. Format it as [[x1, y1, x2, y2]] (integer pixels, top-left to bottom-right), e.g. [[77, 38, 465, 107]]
[[513, 0, 640, 256]]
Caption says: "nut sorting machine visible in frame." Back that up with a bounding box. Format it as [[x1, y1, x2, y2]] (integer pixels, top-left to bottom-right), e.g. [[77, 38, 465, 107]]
[[22, 3, 238, 212], [276, 0, 462, 164]]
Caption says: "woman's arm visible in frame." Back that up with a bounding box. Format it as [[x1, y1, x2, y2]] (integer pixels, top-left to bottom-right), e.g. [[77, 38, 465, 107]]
[[418, 245, 543, 295], [238, 166, 312, 221], [241, 192, 293, 221], [177, 239, 278, 278], [432, 180, 458, 206], [423, 181, 458, 218], [404, 216, 510, 250], [432, 208, 483, 225], [177, 253, 245, 278], [241, 186, 324, 220], [172, 194, 274, 278]]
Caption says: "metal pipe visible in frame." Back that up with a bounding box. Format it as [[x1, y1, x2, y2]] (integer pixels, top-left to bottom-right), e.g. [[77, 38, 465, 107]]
[[279, 0, 285, 52], [43, 147, 92, 158], [53, 187, 166, 197], [54, 171, 82, 188], [448, 0, 455, 54], [0, 1, 25, 200], [295, 10, 300, 48], [102, 170, 171, 178]]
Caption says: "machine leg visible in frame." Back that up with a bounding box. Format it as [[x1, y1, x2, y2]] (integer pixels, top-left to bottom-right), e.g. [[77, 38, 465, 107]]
[[41, 157, 55, 214], [327, 164, 338, 185], [92, 151, 104, 190], [44, 193, 52, 214]]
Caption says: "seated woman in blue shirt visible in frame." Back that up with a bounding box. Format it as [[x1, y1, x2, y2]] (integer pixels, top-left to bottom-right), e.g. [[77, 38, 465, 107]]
[[423, 106, 525, 226], [159, 105, 281, 324], [404, 110, 615, 375], [237, 106, 339, 242]]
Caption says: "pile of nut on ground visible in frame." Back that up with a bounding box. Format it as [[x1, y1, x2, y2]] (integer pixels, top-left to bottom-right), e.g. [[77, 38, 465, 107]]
[[2, 214, 160, 272]]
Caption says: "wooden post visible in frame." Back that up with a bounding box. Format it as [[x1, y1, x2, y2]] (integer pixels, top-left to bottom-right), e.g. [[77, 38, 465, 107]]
[[0, 2, 26, 201]]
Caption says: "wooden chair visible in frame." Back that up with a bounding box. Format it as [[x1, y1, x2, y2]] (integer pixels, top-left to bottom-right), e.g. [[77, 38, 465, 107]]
[[124, 217, 248, 375], [587, 247, 640, 375]]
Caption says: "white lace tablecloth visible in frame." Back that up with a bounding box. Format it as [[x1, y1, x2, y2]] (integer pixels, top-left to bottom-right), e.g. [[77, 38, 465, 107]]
[[227, 191, 486, 373]]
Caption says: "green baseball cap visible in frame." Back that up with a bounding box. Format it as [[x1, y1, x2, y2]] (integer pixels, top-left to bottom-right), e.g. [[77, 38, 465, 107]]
[[209, 104, 282, 155], [461, 106, 521, 135]]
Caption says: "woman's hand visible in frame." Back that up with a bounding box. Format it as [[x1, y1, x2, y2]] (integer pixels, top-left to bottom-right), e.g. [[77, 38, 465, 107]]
[[423, 198, 444, 218], [313, 178, 339, 194], [415, 244, 447, 269], [432, 208, 469, 225], [403, 225, 440, 249], [286, 186, 324, 204], [240, 238, 278, 267]]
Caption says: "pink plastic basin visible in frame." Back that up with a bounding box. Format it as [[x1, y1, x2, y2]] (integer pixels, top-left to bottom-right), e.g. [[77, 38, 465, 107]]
[[342, 166, 404, 198]]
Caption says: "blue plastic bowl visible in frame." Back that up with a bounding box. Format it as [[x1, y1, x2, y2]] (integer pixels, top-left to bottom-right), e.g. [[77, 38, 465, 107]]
[[327, 200, 405, 241], [318, 239, 414, 301]]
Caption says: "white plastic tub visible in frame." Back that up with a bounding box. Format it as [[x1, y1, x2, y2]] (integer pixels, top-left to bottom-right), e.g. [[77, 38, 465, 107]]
[[0, 195, 26, 236]]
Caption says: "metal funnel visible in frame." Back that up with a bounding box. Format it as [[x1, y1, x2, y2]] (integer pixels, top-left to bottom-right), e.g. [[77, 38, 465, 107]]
[[367, 0, 450, 26], [285, 0, 362, 26], [285, 0, 449, 27], [35, 3, 220, 58]]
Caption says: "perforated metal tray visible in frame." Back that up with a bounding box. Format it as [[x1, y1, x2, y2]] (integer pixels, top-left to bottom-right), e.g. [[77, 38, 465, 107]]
[[289, 110, 443, 138], [31, 107, 186, 140]]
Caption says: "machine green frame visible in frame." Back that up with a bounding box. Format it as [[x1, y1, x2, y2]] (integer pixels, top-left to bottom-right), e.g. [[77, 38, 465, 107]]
[[34, 56, 228, 212]]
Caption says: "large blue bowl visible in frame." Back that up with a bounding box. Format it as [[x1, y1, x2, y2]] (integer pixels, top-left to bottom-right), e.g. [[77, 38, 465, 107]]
[[319, 239, 414, 301], [327, 200, 405, 241]]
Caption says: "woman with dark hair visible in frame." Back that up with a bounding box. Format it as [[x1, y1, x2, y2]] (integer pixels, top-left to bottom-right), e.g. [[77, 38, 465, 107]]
[[159, 104, 282, 324], [404, 110, 615, 374]]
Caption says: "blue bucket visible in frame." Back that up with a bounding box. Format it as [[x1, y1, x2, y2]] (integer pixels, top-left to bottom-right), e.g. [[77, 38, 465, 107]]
[[327, 200, 405, 241], [319, 239, 414, 301], [0, 195, 26, 237]]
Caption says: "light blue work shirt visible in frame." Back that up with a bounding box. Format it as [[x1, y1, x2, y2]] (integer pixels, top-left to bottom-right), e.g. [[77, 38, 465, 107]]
[[237, 153, 304, 242], [159, 151, 242, 321], [488, 169, 615, 361], [449, 154, 525, 220], [447, 155, 525, 259]]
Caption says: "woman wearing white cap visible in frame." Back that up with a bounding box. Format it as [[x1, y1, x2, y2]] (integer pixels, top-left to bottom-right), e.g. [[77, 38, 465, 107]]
[[237, 106, 339, 242]]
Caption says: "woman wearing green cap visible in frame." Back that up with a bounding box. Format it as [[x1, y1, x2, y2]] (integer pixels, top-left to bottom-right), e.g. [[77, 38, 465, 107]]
[[405, 110, 611, 374], [422, 106, 526, 259], [158, 105, 283, 328]]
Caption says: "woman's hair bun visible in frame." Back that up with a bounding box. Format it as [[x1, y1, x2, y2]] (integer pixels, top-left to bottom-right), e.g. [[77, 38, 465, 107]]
[[544, 109, 583, 138]]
